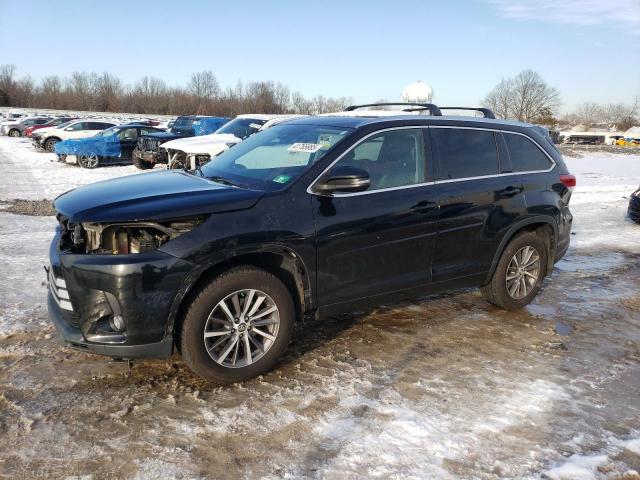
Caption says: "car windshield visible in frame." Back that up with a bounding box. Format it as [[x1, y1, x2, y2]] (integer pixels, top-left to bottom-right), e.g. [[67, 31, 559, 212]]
[[214, 118, 268, 140], [170, 116, 196, 134], [201, 123, 353, 191]]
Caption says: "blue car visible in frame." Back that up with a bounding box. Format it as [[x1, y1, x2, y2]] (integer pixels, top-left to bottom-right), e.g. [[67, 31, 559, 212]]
[[55, 124, 165, 168]]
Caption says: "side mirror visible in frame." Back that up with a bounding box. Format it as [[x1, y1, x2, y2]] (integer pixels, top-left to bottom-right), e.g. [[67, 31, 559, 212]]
[[314, 165, 370, 195], [65, 127, 73, 131]]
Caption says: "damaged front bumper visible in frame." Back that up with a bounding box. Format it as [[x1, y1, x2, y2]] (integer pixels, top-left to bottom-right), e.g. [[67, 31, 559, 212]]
[[47, 226, 194, 359]]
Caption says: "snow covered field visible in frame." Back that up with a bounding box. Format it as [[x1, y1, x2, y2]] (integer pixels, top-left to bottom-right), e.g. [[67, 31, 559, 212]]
[[0, 135, 639, 479]]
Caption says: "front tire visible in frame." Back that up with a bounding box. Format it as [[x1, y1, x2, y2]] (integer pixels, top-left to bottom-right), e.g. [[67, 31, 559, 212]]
[[480, 231, 548, 310], [44, 137, 59, 152], [180, 266, 294, 383], [79, 154, 100, 169], [132, 148, 154, 170]]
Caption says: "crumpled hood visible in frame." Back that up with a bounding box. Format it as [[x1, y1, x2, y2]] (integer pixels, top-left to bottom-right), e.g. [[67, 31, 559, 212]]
[[54, 170, 264, 223], [162, 133, 241, 150]]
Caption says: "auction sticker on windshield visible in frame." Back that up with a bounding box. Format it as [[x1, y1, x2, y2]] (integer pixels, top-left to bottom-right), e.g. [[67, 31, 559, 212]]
[[287, 143, 324, 153]]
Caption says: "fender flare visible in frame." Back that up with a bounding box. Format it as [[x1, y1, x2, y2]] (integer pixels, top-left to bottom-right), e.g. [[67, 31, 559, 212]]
[[165, 244, 312, 337], [484, 215, 559, 284]]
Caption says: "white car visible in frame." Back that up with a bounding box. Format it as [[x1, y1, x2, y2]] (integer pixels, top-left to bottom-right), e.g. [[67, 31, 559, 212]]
[[32, 119, 118, 152], [161, 114, 305, 170]]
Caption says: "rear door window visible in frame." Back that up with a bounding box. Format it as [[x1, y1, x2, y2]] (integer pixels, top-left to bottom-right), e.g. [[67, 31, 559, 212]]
[[431, 128, 499, 180], [504, 133, 553, 172]]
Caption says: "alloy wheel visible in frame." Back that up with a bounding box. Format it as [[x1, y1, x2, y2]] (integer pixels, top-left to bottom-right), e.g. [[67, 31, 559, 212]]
[[80, 154, 99, 168], [203, 289, 280, 368], [505, 245, 541, 299]]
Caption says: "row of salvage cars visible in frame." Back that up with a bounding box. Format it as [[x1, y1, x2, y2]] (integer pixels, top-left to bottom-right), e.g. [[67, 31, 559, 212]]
[[0, 112, 304, 171], [2, 110, 639, 224]]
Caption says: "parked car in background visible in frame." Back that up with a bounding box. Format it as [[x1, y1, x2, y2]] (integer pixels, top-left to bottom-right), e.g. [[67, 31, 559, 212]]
[[132, 115, 229, 169], [1, 116, 51, 137], [162, 114, 304, 170], [24, 117, 77, 137], [32, 119, 118, 152], [55, 124, 166, 168], [47, 102, 575, 382], [629, 187, 640, 223]]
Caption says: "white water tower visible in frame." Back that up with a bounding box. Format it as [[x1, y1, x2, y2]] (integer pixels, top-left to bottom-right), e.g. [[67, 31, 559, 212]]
[[401, 81, 433, 103]]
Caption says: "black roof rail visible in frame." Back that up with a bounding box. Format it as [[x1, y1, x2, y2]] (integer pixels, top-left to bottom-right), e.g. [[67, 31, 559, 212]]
[[438, 107, 496, 119], [345, 102, 442, 116]]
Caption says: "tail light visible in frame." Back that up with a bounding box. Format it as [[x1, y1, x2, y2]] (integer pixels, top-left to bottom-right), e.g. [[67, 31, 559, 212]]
[[560, 174, 576, 191]]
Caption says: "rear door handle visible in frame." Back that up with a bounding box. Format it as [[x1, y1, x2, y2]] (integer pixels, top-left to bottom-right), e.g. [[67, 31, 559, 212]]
[[498, 186, 523, 198], [410, 201, 438, 214]]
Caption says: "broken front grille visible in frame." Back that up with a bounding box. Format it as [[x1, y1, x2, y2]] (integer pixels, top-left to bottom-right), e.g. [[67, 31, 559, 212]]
[[140, 137, 160, 152]]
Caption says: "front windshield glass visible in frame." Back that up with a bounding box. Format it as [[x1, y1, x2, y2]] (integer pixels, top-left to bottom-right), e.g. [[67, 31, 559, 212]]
[[170, 116, 196, 134], [201, 123, 353, 191], [214, 118, 267, 140]]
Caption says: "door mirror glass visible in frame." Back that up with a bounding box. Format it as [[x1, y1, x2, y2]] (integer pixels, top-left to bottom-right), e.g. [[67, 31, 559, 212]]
[[315, 165, 370, 194]]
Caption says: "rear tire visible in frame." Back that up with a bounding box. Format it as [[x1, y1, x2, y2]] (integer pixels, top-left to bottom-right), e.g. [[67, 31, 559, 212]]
[[180, 266, 294, 383], [132, 148, 154, 170], [480, 231, 548, 310], [8, 129, 20, 137]]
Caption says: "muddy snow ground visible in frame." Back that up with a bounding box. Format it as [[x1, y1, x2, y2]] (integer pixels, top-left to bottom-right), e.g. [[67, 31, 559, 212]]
[[0, 135, 639, 480]]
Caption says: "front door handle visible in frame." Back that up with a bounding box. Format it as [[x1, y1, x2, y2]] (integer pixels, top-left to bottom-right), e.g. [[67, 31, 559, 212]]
[[498, 186, 523, 198], [410, 201, 438, 214]]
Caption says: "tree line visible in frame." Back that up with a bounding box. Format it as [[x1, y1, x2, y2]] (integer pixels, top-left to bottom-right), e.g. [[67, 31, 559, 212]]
[[482, 69, 638, 130], [0, 64, 351, 116]]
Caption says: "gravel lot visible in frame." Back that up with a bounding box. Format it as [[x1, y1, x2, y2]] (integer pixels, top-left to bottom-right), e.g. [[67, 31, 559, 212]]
[[0, 136, 639, 479]]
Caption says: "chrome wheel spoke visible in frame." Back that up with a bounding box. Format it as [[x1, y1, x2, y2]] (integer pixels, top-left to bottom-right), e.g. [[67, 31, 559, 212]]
[[217, 336, 238, 363], [247, 295, 266, 317], [231, 293, 241, 317], [243, 334, 252, 365], [252, 318, 278, 327], [208, 333, 230, 352], [249, 305, 277, 321], [248, 333, 264, 353], [252, 327, 276, 342], [204, 330, 229, 338], [241, 289, 256, 317], [218, 299, 235, 323]]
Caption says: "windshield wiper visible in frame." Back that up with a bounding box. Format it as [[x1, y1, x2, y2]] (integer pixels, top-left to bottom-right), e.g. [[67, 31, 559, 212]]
[[208, 175, 245, 188]]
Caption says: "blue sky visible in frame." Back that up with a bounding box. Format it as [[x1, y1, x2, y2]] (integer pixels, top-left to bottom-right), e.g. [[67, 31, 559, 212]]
[[0, 0, 638, 112]]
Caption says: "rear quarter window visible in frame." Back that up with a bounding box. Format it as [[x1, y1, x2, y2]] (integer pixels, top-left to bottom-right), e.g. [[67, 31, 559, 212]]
[[431, 128, 499, 180], [504, 133, 552, 172]]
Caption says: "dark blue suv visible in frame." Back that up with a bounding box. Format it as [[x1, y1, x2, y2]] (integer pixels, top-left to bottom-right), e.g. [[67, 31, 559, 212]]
[[48, 103, 575, 383]]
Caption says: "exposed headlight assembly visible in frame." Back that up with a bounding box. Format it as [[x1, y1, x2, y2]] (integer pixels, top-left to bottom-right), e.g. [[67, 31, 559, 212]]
[[78, 217, 205, 254]]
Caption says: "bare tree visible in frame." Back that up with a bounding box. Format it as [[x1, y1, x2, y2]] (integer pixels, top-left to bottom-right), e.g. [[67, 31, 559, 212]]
[[0, 64, 355, 117], [604, 99, 638, 131], [573, 102, 604, 126], [482, 69, 560, 122]]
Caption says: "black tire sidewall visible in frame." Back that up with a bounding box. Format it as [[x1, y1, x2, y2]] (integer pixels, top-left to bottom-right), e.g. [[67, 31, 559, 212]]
[[493, 232, 548, 310], [9, 129, 19, 137], [132, 148, 153, 169], [45, 138, 58, 152], [181, 267, 294, 383]]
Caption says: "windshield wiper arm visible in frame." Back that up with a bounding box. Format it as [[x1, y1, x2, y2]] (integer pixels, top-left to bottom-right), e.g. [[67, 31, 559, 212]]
[[208, 175, 245, 188]]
